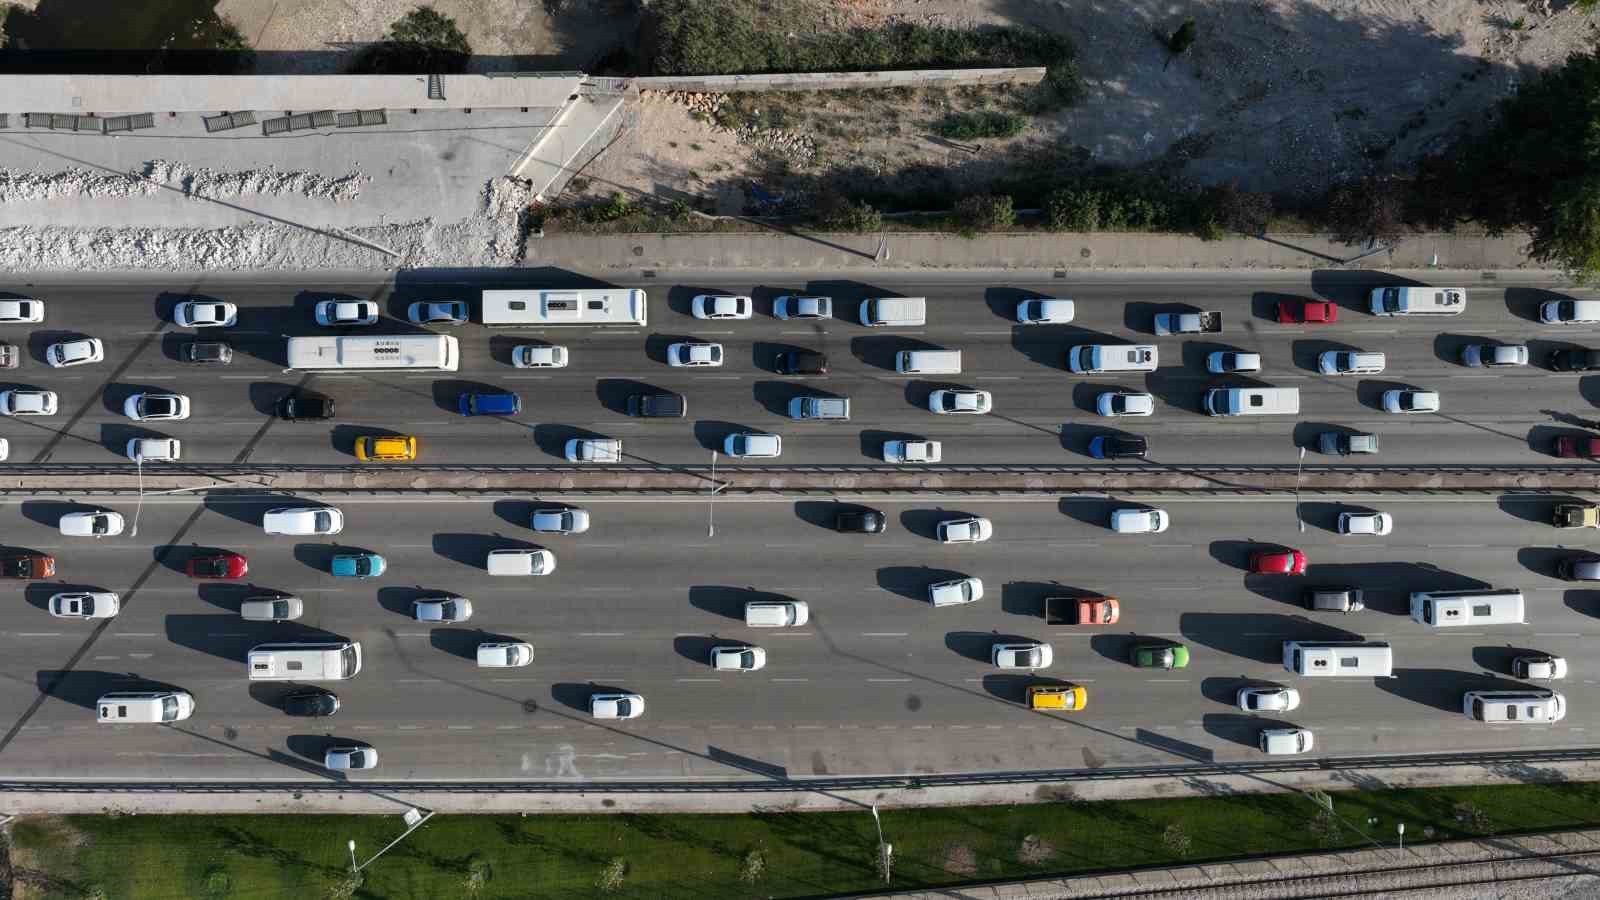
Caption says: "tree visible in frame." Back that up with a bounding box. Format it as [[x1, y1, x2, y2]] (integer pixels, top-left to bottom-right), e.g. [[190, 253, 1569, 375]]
[[1046, 187, 1102, 231], [812, 189, 883, 232], [596, 857, 627, 892], [1165, 18, 1197, 68], [1209, 181, 1273, 234], [1324, 176, 1407, 246], [353, 6, 472, 74]]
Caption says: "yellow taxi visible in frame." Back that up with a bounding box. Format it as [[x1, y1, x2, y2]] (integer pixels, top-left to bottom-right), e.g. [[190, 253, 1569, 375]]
[[1026, 683, 1086, 712], [355, 434, 419, 462]]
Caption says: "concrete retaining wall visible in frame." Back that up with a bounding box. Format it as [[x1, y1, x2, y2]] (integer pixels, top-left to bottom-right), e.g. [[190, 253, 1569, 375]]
[[633, 66, 1047, 93]]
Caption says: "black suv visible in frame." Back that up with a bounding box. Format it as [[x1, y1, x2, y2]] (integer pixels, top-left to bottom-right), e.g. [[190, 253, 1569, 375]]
[[627, 392, 686, 418], [278, 390, 335, 421], [1550, 347, 1600, 372], [775, 349, 828, 376], [836, 508, 886, 534], [182, 341, 232, 365]]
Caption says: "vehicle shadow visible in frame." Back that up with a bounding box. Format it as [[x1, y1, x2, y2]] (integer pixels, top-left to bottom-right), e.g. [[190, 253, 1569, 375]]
[[1200, 713, 1264, 749], [1470, 644, 1547, 676], [36, 670, 188, 710], [428, 627, 483, 660], [377, 586, 437, 618], [1179, 611, 1360, 664], [673, 634, 724, 665], [875, 566, 965, 603], [1377, 667, 1528, 712], [432, 532, 534, 570]]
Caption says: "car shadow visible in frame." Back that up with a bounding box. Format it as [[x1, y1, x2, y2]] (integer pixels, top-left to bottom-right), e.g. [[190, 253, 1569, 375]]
[[1201, 713, 1271, 749], [1290, 338, 1355, 374], [1088, 633, 1138, 664], [376, 586, 438, 618], [532, 423, 599, 460], [1518, 546, 1575, 580], [152, 544, 226, 575], [944, 630, 1012, 664], [432, 532, 533, 570], [596, 378, 665, 416], [1470, 644, 1548, 676], [1296, 501, 1345, 534], [428, 627, 483, 660], [688, 585, 781, 622], [550, 681, 625, 713], [859, 428, 921, 462], [1355, 379, 1412, 411], [875, 566, 965, 603], [849, 335, 939, 372], [492, 499, 540, 530], [36, 669, 188, 710], [752, 380, 807, 417], [693, 420, 746, 452], [431, 378, 505, 416], [246, 382, 296, 417], [1505, 287, 1567, 323], [202, 491, 304, 526], [1001, 580, 1078, 618], [673, 634, 725, 665], [23, 582, 104, 613], [980, 673, 1038, 704], [1498, 493, 1579, 525], [1179, 611, 1360, 664], [899, 507, 965, 541], [1057, 496, 1120, 528], [1564, 589, 1600, 618], [196, 582, 257, 613], [18, 499, 99, 529], [163, 613, 337, 663], [1377, 667, 1528, 712]]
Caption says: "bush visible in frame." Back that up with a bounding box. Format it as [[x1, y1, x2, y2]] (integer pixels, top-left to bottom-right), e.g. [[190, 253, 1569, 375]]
[[1168, 18, 1197, 56], [1046, 188, 1101, 231], [738, 844, 768, 883], [1324, 175, 1407, 245], [596, 857, 628, 892], [934, 110, 1027, 141], [352, 5, 471, 74], [1209, 182, 1273, 234], [813, 189, 884, 232], [1161, 822, 1193, 858], [954, 193, 1015, 232]]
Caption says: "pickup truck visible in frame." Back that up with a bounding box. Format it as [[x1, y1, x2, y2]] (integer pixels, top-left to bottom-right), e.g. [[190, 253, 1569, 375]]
[[1554, 503, 1600, 529], [0, 553, 55, 579], [1153, 310, 1222, 335], [1045, 595, 1119, 625]]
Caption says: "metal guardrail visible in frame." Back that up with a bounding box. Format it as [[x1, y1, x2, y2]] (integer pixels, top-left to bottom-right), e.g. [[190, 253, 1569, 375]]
[[2, 463, 1599, 477], [0, 747, 1591, 794]]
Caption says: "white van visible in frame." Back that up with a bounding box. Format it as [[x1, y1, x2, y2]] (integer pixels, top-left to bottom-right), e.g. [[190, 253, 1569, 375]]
[[1317, 350, 1386, 376], [860, 297, 926, 327], [1066, 344, 1158, 374], [1541, 299, 1600, 325], [1370, 286, 1465, 316], [1282, 640, 1394, 677], [487, 548, 555, 576], [895, 349, 961, 375], [1205, 387, 1300, 417], [247, 641, 362, 681], [97, 690, 194, 723], [745, 600, 810, 627], [1409, 589, 1524, 627], [1463, 690, 1565, 723]]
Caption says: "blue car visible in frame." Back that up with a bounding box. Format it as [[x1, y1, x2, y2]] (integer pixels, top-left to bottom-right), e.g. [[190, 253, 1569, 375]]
[[458, 391, 520, 416], [1088, 434, 1148, 460], [331, 553, 386, 578]]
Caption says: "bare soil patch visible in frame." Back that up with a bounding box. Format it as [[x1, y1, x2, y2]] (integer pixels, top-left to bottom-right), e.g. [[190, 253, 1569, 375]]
[[941, 841, 979, 876], [1017, 833, 1056, 865]]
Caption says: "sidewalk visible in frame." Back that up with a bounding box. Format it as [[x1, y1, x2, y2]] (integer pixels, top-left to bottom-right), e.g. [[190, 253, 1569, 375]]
[[529, 230, 1540, 272]]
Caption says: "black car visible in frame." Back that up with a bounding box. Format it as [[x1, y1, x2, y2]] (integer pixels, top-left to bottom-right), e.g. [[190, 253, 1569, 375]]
[[284, 689, 340, 717], [775, 349, 829, 376], [1550, 347, 1600, 372], [1088, 433, 1147, 460], [836, 508, 886, 534], [627, 392, 686, 418], [278, 391, 335, 421], [182, 340, 232, 365]]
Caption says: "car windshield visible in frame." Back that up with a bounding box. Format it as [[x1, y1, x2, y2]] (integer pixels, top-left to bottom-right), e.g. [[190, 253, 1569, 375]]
[[91, 517, 108, 534], [354, 557, 371, 576]]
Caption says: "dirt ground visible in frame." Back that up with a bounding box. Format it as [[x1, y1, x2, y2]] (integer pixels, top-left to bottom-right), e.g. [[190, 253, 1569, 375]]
[[571, 0, 1600, 212]]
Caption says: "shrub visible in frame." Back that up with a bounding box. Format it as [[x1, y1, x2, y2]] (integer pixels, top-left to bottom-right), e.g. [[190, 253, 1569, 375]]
[[352, 5, 471, 74], [813, 189, 883, 231], [1162, 822, 1193, 857], [1046, 187, 1101, 231], [1168, 18, 1197, 56], [933, 110, 1027, 141], [738, 844, 768, 883], [954, 193, 1015, 232], [1307, 809, 1343, 846], [1324, 175, 1407, 245], [597, 857, 628, 892], [1209, 182, 1273, 234]]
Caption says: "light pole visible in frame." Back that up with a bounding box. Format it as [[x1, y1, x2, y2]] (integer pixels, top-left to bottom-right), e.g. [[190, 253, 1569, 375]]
[[707, 450, 717, 538], [348, 808, 433, 873], [130, 458, 144, 538], [1397, 822, 1405, 852], [347, 839, 358, 872], [870, 803, 892, 884], [1295, 446, 1307, 533]]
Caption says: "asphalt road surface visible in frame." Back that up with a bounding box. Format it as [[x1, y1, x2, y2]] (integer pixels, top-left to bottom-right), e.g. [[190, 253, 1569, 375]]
[[0, 270, 1596, 468], [0, 492, 1595, 782]]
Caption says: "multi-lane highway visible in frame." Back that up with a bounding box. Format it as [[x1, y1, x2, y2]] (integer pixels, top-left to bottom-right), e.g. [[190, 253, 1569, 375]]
[[0, 492, 1596, 781], [0, 270, 1595, 468]]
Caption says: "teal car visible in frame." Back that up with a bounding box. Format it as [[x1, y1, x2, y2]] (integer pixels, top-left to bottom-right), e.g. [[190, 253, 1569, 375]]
[[331, 553, 386, 578], [1130, 643, 1189, 669]]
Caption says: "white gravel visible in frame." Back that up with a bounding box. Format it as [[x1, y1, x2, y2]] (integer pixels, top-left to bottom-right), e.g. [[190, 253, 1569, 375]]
[[0, 161, 367, 204]]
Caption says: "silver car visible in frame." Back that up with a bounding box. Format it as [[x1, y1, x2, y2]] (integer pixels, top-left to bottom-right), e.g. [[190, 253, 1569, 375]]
[[413, 596, 473, 623], [531, 507, 590, 534], [324, 745, 378, 770], [929, 576, 983, 607], [1461, 343, 1528, 367], [240, 596, 304, 622], [936, 516, 993, 543], [992, 641, 1053, 670], [0, 390, 57, 416], [773, 295, 832, 320], [407, 300, 468, 325]]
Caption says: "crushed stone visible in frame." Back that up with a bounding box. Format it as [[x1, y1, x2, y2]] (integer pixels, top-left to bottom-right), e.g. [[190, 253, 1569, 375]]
[[0, 162, 368, 205]]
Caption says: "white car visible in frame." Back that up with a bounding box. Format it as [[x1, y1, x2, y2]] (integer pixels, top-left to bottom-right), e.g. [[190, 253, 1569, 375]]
[[1337, 511, 1392, 536], [127, 437, 180, 461], [175, 301, 237, 328], [123, 393, 190, 421], [936, 516, 993, 544], [1382, 389, 1439, 414], [1110, 507, 1168, 534], [1206, 351, 1260, 374], [1016, 298, 1074, 324], [590, 692, 645, 719], [1097, 392, 1154, 417], [928, 389, 992, 415], [692, 294, 752, 320], [773, 295, 832, 320], [412, 596, 473, 623], [477, 642, 534, 668], [262, 506, 344, 536], [50, 591, 119, 619], [513, 345, 568, 368], [1237, 686, 1301, 712], [724, 432, 781, 458], [667, 342, 723, 367], [324, 745, 378, 770], [710, 645, 767, 671], [1461, 343, 1528, 367], [1259, 727, 1314, 755], [1513, 655, 1569, 681], [47, 338, 104, 368], [531, 507, 590, 534], [992, 641, 1054, 670], [407, 300, 468, 325], [565, 437, 622, 463], [883, 439, 942, 464], [0, 390, 57, 416], [59, 510, 125, 537], [0, 299, 43, 323], [1541, 299, 1600, 324], [929, 576, 983, 607], [314, 300, 379, 326]]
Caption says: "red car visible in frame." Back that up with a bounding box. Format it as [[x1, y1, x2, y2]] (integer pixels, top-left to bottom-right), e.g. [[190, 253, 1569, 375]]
[[1249, 548, 1307, 575], [1556, 435, 1600, 459], [187, 551, 248, 579], [0, 553, 55, 579], [1275, 300, 1338, 325]]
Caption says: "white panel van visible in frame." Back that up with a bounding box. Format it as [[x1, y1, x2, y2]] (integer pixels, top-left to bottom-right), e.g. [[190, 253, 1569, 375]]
[[860, 297, 926, 327], [1463, 690, 1565, 723], [487, 548, 554, 576], [1370, 286, 1465, 316], [97, 691, 194, 723], [1282, 641, 1393, 677], [1205, 387, 1300, 417], [248, 642, 363, 681], [1066, 344, 1158, 374], [895, 349, 961, 375], [1409, 589, 1524, 626], [745, 600, 810, 627]]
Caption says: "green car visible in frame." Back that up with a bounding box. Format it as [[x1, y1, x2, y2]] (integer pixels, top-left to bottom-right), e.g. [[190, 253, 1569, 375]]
[[1131, 643, 1189, 669]]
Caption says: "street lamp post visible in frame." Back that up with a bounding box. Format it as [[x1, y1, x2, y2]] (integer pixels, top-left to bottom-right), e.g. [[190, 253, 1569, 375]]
[[707, 450, 717, 538], [870, 803, 892, 884], [1397, 822, 1405, 852], [348, 808, 433, 873], [130, 458, 144, 538], [1295, 446, 1307, 533]]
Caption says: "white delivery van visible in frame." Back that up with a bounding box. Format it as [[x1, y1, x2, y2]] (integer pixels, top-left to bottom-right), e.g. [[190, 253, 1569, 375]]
[[1282, 641, 1394, 677], [1205, 387, 1301, 417], [97, 690, 194, 723], [895, 349, 961, 375], [1066, 344, 1158, 374], [247, 641, 363, 681], [859, 297, 926, 327], [1370, 286, 1465, 316], [1409, 589, 1524, 627], [487, 548, 555, 576], [1464, 690, 1565, 723], [745, 600, 810, 627]]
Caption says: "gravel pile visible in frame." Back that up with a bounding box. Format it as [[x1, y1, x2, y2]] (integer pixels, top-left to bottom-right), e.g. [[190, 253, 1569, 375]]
[[0, 162, 367, 205]]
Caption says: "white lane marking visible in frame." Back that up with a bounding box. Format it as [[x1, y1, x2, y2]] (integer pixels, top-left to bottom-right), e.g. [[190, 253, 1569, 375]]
[[770, 678, 809, 683], [579, 632, 625, 637], [581, 587, 627, 593], [128, 652, 151, 659], [447, 725, 473, 730], [867, 677, 911, 682], [115, 632, 156, 637], [675, 678, 720, 683], [1536, 633, 1581, 637], [16, 632, 61, 637], [862, 632, 908, 637]]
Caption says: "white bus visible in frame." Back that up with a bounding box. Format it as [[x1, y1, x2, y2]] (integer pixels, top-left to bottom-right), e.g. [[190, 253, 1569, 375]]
[[284, 335, 459, 372], [481, 289, 647, 326]]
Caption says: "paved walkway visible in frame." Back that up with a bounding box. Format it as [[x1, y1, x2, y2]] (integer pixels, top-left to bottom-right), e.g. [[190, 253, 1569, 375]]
[[530, 230, 1538, 272]]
